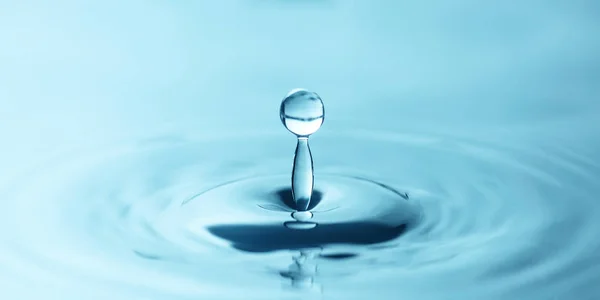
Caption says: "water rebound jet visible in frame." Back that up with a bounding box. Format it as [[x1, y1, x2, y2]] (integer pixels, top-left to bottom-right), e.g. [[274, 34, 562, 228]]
[[183, 88, 420, 249], [280, 89, 325, 226]]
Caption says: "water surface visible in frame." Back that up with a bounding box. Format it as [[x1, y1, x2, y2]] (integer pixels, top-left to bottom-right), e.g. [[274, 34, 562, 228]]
[[1, 1, 600, 299]]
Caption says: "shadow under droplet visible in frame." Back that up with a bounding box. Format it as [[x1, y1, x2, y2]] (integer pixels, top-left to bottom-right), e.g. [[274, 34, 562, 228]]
[[275, 188, 323, 211], [319, 253, 358, 260], [207, 222, 407, 252]]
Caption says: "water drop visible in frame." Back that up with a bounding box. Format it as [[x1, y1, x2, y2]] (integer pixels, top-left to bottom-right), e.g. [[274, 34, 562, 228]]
[[280, 89, 325, 137], [291, 210, 313, 222], [280, 89, 325, 212]]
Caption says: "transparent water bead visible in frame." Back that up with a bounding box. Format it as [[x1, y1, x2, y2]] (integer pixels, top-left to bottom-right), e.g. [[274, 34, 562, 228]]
[[280, 89, 325, 137], [291, 210, 313, 222], [280, 88, 325, 213]]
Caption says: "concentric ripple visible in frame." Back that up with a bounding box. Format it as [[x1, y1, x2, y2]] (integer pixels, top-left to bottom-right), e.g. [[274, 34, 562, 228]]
[[0, 131, 599, 299]]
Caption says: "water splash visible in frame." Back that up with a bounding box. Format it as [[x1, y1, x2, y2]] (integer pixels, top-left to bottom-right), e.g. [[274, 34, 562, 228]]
[[280, 89, 325, 213]]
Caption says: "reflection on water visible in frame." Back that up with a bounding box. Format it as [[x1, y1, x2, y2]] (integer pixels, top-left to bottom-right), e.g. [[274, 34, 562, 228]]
[[2, 1, 600, 300], [280, 250, 321, 292]]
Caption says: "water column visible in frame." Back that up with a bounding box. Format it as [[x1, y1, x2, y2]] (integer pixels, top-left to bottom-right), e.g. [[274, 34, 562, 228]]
[[280, 89, 325, 222]]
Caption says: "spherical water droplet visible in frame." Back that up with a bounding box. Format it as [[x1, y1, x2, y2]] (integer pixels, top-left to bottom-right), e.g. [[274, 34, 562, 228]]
[[292, 210, 313, 222], [280, 89, 325, 137]]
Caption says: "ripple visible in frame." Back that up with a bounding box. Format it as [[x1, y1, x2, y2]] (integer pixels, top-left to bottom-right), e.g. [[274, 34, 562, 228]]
[[0, 131, 599, 299]]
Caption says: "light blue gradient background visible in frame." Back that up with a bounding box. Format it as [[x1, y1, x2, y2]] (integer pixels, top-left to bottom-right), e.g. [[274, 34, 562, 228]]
[[3, 1, 599, 157], [1, 0, 600, 299]]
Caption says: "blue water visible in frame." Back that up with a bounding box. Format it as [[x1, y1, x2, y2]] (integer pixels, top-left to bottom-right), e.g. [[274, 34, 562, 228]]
[[2, 1, 600, 299]]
